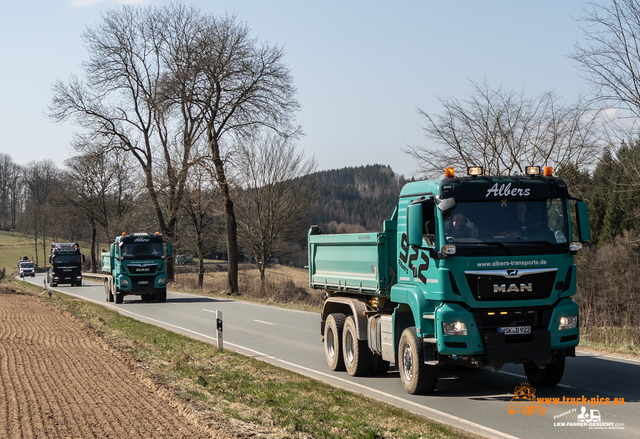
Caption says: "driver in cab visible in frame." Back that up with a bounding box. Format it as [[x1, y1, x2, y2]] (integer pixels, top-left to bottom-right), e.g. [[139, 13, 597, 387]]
[[445, 212, 478, 240]]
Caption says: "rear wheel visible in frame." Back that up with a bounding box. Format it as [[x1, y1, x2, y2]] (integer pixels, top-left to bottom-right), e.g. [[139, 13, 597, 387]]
[[398, 327, 438, 394], [524, 354, 565, 387], [342, 315, 372, 377], [324, 313, 346, 371]]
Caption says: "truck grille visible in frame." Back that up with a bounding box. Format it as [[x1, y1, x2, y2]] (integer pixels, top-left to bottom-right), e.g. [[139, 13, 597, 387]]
[[464, 268, 557, 301], [127, 264, 158, 275]]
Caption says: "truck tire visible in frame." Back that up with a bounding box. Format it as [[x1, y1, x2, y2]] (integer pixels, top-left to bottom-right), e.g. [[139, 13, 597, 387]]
[[105, 281, 114, 302], [342, 315, 372, 377], [524, 354, 565, 387], [398, 327, 438, 394], [324, 313, 346, 371], [115, 289, 124, 304], [156, 288, 167, 303]]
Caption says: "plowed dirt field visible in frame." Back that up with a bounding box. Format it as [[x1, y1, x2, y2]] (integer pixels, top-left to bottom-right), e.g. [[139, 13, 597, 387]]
[[0, 291, 261, 438]]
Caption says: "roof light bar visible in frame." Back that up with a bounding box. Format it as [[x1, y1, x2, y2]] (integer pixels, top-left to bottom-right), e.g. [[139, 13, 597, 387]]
[[467, 166, 483, 176]]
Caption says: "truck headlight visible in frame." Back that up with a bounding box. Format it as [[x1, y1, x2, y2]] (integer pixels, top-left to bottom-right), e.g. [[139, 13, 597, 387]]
[[157, 277, 166, 284], [441, 244, 457, 255], [120, 278, 129, 286], [559, 315, 578, 330], [443, 321, 468, 336]]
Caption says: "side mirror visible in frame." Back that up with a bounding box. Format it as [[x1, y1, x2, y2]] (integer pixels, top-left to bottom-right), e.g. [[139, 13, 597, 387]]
[[48, 256, 52, 264], [167, 242, 172, 257], [436, 197, 456, 213], [575, 201, 590, 242], [82, 255, 86, 263]]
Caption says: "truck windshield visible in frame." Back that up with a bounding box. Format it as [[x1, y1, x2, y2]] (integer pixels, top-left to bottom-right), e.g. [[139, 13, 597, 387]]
[[19, 262, 34, 268], [52, 254, 82, 264], [443, 198, 568, 247], [120, 242, 163, 259]]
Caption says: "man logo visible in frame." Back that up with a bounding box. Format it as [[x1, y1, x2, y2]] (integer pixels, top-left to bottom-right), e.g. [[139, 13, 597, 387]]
[[494, 283, 533, 293], [507, 269, 519, 277]]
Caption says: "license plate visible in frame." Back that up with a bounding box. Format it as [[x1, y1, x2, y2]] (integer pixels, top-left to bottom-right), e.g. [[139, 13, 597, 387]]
[[138, 281, 149, 286], [498, 326, 531, 335]]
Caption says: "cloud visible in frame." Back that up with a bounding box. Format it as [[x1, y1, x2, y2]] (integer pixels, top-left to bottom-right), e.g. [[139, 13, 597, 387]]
[[68, 0, 150, 9]]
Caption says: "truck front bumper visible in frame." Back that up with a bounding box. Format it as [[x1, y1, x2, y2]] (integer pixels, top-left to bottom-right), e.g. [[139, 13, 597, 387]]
[[433, 299, 580, 370]]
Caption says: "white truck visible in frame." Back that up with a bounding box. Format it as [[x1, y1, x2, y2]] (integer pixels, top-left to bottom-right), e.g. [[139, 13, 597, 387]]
[[18, 257, 35, 278]]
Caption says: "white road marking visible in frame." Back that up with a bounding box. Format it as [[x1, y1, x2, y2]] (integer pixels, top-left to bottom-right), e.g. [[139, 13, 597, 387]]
[[253, 320, 274, 325]]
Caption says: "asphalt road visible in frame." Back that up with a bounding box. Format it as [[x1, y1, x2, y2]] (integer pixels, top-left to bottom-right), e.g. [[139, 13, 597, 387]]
[[23, 274, 639, 439]]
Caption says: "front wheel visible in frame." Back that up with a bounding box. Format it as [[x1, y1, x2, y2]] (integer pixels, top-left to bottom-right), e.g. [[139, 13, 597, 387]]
[[524, 354, 565, 387], [342, 315, 372, 377], [115, 289, 124, 304], [398, 327, 438, 394], [156, 288, 167, 303]]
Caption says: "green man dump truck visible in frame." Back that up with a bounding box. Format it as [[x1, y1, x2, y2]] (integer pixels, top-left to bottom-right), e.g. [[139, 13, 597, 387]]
[[308, 166, 590, 394], [47, 243, 84, 286], [102, 232, 171, 304]]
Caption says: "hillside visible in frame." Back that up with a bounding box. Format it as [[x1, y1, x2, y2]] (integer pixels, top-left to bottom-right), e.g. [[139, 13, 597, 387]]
[[309, 164, 408, 232]]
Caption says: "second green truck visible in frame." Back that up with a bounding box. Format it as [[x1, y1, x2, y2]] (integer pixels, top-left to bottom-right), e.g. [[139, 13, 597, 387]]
[[102, 232, 171, 304], [309, 166, 590, 394]]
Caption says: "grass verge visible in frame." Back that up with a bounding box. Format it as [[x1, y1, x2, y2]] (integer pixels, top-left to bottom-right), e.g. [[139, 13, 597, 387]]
[[8, 278, 472, 439], [579, 327, 640, 357]]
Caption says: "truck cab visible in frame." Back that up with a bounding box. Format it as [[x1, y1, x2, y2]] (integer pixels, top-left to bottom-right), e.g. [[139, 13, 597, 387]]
[[309, 166, 590, 394], [48, 243, 84, 286], [102, 232, 171, 304]]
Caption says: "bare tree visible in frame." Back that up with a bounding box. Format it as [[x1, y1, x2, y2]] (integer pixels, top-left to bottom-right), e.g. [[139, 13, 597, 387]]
[[404, 79, 603, 178], [0, 154, 22, 230], [180, 160, 223, 288], [572, 0, 640, 117], [49, 4, 206, 281], [60, 147, 140, 272], [22, 160, 59, 268], [234, 133, 316, 288], [192, 15, 301, 294]]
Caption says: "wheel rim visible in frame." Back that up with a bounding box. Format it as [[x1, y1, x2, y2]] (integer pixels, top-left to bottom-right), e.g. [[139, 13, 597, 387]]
[[327, 326, 336, 360], [345, 328, 355, 364], [402, 343, 414, 382]]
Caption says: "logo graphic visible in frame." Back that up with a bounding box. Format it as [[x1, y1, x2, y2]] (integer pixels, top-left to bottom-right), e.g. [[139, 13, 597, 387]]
[[486, 183, 531, 198], [507, 269, 519, 277], [493, 283, 533, 293], [577, 407, 601, 424], [507, 383, 546, 416]]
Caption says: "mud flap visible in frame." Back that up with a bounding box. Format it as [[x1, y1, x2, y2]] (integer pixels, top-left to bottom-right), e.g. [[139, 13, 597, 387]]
[[485, 330, 552, 371]]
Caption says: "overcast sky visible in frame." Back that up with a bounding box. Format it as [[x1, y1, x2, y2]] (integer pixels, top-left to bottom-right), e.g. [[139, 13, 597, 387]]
[[1, 0, 592, 178]]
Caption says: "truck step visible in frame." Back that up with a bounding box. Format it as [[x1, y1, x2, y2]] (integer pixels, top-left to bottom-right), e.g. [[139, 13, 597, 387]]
[[423, 337, 437, 343]]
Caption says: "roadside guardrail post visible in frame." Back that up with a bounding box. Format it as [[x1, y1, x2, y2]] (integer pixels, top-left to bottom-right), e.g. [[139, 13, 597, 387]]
[[216, 310, 223, 351]]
